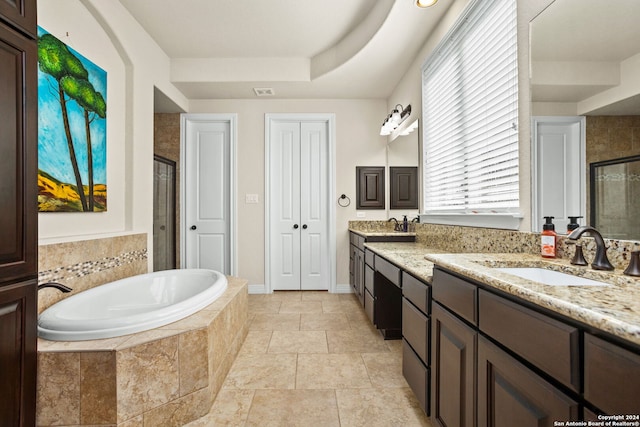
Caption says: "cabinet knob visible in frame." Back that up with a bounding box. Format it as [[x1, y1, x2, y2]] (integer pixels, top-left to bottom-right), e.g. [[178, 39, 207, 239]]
[[302, 224, 308, 229], [190, 225, 197, 230], [293, 224, 299, 229]]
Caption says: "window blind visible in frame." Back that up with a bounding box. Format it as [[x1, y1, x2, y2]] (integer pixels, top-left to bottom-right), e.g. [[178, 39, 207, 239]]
[[422, 0, 518, 214]]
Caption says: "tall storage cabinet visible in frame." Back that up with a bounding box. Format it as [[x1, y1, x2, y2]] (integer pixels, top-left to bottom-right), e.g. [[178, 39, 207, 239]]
[[0, 0, 38, 425]]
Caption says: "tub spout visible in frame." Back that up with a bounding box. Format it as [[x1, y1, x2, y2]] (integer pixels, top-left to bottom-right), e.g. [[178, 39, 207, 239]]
[[38, 282, 72, 293]]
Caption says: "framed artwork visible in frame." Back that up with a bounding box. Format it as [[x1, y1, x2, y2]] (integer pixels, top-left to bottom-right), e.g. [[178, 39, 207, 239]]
[[37, 26, 107, 212]]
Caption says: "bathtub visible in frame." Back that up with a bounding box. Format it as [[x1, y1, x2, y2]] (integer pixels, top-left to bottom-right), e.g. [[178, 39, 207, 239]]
[[38, 269, 228, 341]]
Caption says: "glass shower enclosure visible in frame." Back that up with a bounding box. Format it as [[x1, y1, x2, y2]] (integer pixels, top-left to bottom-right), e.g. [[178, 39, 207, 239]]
[[153, 155, 176, 271]]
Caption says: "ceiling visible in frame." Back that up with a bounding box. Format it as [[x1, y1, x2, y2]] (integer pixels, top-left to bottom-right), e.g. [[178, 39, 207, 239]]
[[530, 0, 640, 115], [118, 0, 456, 111]]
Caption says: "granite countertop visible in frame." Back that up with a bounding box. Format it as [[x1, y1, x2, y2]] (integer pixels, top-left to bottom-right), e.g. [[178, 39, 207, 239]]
[[349, 229, 417, 238], [363, 242, 444, 283], [424, 253, 640, 347], [357, 234, 640, 346]]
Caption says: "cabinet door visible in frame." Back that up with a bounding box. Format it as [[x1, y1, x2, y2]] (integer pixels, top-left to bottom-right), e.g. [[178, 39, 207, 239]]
[[0, 280, 37, 426], [431, 302, 476, 427], [0, 0, 36, 37], [478, 336, 579, 427], [584, 333, 640, 414], [0, 21, 37, 285]]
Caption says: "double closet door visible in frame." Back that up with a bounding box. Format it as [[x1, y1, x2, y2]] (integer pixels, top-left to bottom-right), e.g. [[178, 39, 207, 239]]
[[268, 118, 330, 291]]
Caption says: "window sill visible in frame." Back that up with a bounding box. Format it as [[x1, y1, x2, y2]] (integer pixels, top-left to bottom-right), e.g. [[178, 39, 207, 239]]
[[419, 213, 523, 230]]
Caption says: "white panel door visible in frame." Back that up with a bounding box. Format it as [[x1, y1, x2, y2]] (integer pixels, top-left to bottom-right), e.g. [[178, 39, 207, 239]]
[[269, 121, 301, 290], [533, 117, 585, 233], [184, 118, 231, 273], [269, 119, 329, 291], [300, 122, 328, 290]]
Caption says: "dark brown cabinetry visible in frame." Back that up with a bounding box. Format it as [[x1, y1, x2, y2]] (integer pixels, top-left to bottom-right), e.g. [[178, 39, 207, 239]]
[[432, 266, 640, 425], [0, 1, 38, 425], [431, 301, 476, 427], [402, 271, 431, 415], [478, 336, 579, 426]]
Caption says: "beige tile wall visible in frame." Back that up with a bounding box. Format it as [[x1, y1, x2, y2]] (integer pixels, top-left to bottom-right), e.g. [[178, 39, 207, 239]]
[[37, 233, 148, 313]]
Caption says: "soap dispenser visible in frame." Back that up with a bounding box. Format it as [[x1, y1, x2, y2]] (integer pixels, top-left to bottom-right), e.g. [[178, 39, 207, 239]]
[[567, 216, 582, 235], [402, 215, 408, 232], [541, 216, 557, 258]]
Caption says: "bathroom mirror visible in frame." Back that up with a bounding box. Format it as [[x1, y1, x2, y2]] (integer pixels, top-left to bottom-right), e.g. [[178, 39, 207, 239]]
[[387, 119, 420, 213], [530, 0, 640, 237]]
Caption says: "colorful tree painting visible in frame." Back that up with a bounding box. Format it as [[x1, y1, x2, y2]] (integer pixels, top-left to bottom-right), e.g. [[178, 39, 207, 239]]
[[37, 27, 107, 212]]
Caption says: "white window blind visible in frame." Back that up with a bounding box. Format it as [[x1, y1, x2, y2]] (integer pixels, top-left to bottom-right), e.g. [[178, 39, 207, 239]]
[[422, 0, 518, 215]]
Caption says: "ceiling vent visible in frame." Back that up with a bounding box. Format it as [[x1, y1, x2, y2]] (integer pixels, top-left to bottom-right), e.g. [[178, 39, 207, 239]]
[[253, 87, 275, 97]]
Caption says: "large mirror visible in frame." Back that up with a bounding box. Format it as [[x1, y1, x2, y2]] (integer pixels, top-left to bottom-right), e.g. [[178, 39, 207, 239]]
[[530, 0, 640, 239], [387, 119, 420, 215]]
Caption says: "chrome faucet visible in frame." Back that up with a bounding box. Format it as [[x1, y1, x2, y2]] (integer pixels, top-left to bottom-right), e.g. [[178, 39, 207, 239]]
[[38, 282, 72, 293], [567, 226, 614, 271]]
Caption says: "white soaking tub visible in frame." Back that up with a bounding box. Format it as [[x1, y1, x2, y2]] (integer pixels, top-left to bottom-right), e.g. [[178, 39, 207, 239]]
[[38, 269, 227, 341]]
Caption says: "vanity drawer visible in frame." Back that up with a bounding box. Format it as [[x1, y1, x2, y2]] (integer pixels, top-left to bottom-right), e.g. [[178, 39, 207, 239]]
[[364, 289, 375, 324], [479, 290, 580, 392], [403, 339, 429, 415], [364, 264, 374, 294], [432, 269, 477, 325], [402, 272, 430, 314], [375, 255, 401, 287], [584, 333, 640, 414], [402, 297, 429, 363], [365, 248, 375, 267]]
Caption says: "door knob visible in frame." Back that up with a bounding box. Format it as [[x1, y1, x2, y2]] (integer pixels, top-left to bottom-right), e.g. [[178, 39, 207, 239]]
[[293, 224, 299, 229], [302, 224, 308, 229], [190, 225, 197, 230]]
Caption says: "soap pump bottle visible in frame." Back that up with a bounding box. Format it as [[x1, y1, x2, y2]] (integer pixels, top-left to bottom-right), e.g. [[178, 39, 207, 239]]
[[567, 216, 582, 235], [541, 216, 557, 258], [402, 215, 408, 232]]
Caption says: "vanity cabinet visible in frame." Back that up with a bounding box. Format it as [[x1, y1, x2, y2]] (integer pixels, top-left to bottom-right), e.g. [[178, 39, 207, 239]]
[[402, 271, 431, 415], [431, 266, 640, 425], [0, 1, 38, 425], [584, 333, 640, 414], [478, 335, 579, 426], [431, 272, 477, 427]]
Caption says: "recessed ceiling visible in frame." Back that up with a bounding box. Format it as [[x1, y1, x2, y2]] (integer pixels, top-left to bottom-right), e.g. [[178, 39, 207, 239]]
[[530, 0, 640, 114], [118, 0, 456, 108]]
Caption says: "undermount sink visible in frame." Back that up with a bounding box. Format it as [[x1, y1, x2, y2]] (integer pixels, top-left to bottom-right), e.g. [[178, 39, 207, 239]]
[[495, 267, 611, 287]]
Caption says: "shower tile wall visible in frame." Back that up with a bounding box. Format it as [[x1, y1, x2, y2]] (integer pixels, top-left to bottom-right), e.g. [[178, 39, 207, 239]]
[[155, 113, 181, 267], [37, 233, 147, 313]]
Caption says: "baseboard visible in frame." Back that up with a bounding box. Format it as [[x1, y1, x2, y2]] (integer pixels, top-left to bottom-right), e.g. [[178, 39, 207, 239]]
[[335, 283, 353, 294], [248, 283, 267, 294]]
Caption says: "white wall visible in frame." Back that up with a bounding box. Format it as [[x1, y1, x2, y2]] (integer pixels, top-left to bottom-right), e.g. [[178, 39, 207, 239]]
[[37, 0, 188, 271], [189, 99, 388, 286]]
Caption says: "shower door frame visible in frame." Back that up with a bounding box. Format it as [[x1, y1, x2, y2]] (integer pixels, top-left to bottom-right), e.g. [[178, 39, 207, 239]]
[[153, 155, 177, 270]]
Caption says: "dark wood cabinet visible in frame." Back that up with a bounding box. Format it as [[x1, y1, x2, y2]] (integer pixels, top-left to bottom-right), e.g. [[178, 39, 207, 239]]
[[0, 19, 37, 285], [584, 333, 640, 414], [0, 280, 37, 427], [0, 0, 36, 37], [431, 302, 476, 427], [356, 166, 385, 209], [389, 166, 418, 209], [0, 2, 38, 425], [478, 336, 579, 427]]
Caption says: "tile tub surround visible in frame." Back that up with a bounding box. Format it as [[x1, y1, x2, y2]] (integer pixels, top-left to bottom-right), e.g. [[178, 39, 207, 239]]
[[38, 233, 148, 314], [36, 276, 248, 427], [350, 220, 640, 270]]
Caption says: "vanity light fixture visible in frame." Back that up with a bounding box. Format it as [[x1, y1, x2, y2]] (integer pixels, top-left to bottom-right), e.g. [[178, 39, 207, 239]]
[[380, 104, 411, 136], [416, 0, 438, 8]]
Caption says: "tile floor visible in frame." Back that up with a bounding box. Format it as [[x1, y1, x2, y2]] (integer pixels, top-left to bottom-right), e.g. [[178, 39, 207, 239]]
[[186, 291, 431, 426]]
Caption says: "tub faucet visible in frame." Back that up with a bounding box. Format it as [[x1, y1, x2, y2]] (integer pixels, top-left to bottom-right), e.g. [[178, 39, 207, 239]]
[[567, 226, 614, 271], [38, 282, 72, 293]]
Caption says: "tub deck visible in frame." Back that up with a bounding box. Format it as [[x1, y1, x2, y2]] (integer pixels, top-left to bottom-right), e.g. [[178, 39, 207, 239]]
[[36, 276, 248, 426]]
